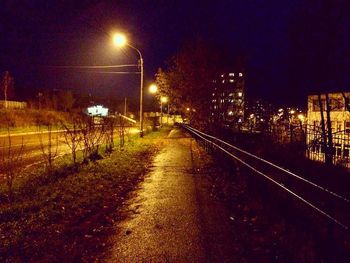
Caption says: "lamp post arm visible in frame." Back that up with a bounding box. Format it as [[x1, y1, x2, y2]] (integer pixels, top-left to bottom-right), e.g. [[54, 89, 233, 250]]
[[127, 43, 143, 62]]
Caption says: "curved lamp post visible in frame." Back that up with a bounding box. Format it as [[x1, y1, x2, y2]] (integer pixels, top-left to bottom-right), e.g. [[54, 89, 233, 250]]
[[113, 33, 144, 137]]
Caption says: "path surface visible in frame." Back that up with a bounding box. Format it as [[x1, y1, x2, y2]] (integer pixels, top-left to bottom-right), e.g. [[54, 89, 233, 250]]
[[106, 128, 237, 262]]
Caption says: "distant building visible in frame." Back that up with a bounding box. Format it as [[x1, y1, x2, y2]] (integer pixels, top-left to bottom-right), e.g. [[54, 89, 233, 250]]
[[0, 100, 27, 109], [307, 92, 350, 167], [210, 72, 245, 128], [245, 99, 274, 132]]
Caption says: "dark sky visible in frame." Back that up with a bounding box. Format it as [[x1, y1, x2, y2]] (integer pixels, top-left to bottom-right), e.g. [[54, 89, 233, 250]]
[[1, 0, 350, 109]]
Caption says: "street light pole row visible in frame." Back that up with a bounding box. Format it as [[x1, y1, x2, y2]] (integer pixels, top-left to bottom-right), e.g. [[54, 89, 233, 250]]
[[112, 33, 171, 135], [149, 84, 169, 127], [113, 33, 144, 137]]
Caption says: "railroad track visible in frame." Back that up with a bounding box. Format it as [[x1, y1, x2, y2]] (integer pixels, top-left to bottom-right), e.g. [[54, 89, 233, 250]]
[[182, 124, 350, 236]]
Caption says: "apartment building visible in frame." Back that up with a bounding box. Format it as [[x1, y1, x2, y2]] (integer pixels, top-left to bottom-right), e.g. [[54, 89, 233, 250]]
[[210, 72, 245, 128]]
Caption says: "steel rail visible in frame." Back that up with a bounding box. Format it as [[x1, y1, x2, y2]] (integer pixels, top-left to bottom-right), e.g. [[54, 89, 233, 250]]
[[184, 124, 350, 203], [182, 124, 350, 231]]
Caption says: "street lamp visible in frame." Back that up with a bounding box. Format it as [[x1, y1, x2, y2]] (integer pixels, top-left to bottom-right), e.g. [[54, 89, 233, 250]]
[[113, 32, 144, 137], [149, 84, 158, 94]]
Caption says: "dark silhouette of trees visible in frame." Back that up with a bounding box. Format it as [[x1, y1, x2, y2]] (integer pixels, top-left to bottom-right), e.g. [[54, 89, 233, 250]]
[[0, 114, 25, 202], [1, 71, 15, 102], [155, 41, 220, 127]]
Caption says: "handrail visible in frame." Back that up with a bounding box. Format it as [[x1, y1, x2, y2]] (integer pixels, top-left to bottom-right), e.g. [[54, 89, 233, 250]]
[[181, 124, 350, 231]]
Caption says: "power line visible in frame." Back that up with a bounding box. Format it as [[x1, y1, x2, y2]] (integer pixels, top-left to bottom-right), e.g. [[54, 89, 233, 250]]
[[47, 64, 138, 69], [82, 70, 140, 74]]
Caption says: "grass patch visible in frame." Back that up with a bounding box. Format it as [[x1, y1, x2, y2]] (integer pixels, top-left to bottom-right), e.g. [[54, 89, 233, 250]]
[[0, 127, 171, 261]]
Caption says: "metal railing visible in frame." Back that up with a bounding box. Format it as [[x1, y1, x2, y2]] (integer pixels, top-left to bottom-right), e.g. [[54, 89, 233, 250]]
[[181, 124, 350, 232]]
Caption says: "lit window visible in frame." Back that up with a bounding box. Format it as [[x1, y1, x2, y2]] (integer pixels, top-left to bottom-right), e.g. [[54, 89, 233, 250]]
[[237, 92, 243, 97], [212, 93, 215, 96], [228, 111, 233, 116], [229, 73, 234, 77], [222, 80, 225, 83], [221, 74, 224, 78], [229, 79, 234, 83]]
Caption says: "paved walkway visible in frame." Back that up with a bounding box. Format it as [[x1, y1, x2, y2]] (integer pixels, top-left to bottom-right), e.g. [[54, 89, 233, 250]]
[[106, 128, 236, 262]]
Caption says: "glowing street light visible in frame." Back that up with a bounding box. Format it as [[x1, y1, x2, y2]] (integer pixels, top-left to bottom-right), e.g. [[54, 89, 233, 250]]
[[113, 33, 127, 47], [160, 96, 168, 127], [298, 114, 305, 122], [149, 84, 158, 94], [112, 32, 144, 137]]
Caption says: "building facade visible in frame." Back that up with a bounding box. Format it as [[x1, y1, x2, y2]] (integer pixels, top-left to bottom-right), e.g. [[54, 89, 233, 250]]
[[210, 72, 245, 128], [0, 100, 27, 109], [307, 92, 350, 167]]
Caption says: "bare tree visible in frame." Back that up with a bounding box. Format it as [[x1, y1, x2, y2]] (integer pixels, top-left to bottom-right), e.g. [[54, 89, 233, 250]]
[[155, 41, 221, 127], [79, 117, 105, 163], [0, 124, 25, 202], [38, 123, 59, 173], [58, 90, 75, 112], [119, 115, 125, 148], [104, 116, 116, 153], [61, 114, 83, 166], [36, 113, 60, 173], [1, 71, 15, 108], [317, 94, 332, 165]]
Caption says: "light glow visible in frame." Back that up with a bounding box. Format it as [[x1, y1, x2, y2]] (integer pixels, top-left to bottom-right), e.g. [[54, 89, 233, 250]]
[[298, 114, 305, 121], [149, 84, 158, 94], [113, 33, 127, 47], [87, 105, 109, 117]]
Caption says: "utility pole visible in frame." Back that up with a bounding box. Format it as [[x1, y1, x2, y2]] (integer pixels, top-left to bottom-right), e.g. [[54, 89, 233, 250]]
[[124, 97, 127, 116], [167, 104, 170, 124], [160, 100, 163, 127]]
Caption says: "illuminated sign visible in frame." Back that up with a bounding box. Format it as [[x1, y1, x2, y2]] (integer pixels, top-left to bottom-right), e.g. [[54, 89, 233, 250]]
[[87, 105, 109, 117]]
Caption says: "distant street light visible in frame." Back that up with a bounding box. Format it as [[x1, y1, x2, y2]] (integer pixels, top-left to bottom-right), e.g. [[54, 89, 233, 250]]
[[160, 96, 168, 127], [298, 113, 305, 122], [113, 32, 144, 137], [149, 84, 158, 94]]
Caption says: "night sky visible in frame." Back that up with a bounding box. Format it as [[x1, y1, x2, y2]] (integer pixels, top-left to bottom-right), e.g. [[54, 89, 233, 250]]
[[1, 0, 350, 109]]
